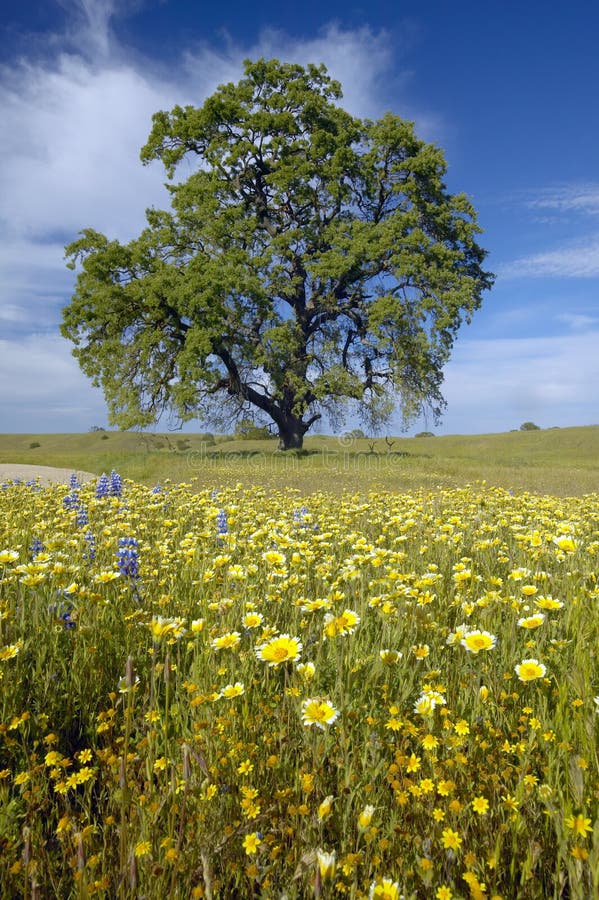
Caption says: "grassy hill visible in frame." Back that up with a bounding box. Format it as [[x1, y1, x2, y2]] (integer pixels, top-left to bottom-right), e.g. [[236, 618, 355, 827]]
[[1, 425, 598, 496]]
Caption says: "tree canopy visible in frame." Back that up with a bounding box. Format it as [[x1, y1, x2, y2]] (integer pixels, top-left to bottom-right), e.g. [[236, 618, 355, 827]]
[[62, 58, 494, 449]]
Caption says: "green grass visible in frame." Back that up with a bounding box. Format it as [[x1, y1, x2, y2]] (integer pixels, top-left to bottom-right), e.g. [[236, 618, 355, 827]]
[[1, 425, 598, 496]]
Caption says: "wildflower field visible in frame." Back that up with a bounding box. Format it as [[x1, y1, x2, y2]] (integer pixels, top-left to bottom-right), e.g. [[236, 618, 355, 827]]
[[1, 471, 598, 899]]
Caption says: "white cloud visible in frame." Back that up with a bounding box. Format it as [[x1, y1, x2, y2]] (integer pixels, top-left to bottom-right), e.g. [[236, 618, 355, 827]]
[[429, 331, 599, 433], [175, 23, 411, 121], [252, 25, 443, 137], [527, 183, 599, 216], [0, 56, 175, 242], [251, 25, 396, 119], [0, 304, 27, 323], [0, 238, 77, 333], [71, 0, 118, 57], [498, 235, 599, 279], [556, 312, 599, 330], [0, 333, 110, 430]]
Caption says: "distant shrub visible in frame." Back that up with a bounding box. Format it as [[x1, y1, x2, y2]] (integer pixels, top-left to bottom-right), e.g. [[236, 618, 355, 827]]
[[198, 432, 215, 446], [415, 431, 435, 438], [176, 438, 191, 451], [344, 428, 366, 440], [29, 442, 41, 449], [89, 425, 105, 432], [100, 434, 109, 440], [235, 418, 271, 440], [520, 422, 541, 431]]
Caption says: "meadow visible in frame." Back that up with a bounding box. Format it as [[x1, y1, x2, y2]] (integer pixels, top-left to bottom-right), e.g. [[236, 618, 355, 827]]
[[0, 428, 598, 898], [1, 424, 599, 496]]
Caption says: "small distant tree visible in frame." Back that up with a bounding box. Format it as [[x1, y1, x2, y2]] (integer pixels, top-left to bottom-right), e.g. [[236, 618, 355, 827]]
[[520, 422, 541, 431], [62, 58, 493, 450], [234, 417, 272, 440], [345, 428, 367, 440]]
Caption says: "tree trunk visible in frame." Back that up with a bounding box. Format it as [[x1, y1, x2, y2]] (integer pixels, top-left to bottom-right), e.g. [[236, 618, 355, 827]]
[[277, 416, 306, 450]]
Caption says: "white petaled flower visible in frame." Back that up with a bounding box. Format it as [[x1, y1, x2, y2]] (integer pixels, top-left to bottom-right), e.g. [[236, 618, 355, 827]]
[[461, 630, 497, 653], [301, 698, 339, 729], [414, 694, 436, 716], [316, 849, 336, 881], [117, 674, 140, 694], [380, 649, 402, 665], [220, 682, 245, 699], [296, 661, 316, 680]]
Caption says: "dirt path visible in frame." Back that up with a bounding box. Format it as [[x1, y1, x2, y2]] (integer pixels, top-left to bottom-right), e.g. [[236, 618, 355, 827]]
[[0, 464, 97, 486]]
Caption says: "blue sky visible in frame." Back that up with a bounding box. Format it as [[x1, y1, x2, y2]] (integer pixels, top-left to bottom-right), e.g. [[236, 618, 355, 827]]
[[1, 0, 598, 435]]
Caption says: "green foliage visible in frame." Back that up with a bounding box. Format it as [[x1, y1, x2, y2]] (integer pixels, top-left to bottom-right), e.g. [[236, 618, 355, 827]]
[[521, 421, 541, 431], [28, 442, 41, 449], [234, 418, 272, 440], [62, 58, 493, 450], [344, 428, 367, 440], [415, 431, 435, 438]]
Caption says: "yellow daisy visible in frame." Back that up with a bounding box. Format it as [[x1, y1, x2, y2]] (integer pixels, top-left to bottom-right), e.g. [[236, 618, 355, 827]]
[[211, 631, 242, 651], [301, 698, 339, 729], [220, 682, 245, 699], [565, 813, 592, 837], [461, 630, 497, 653], [242, 832, 262, 855], [316, 849, 336, 881], [515, 658, 546, 682], [380, 649, 402, 665], [256, 634, 302, 666], [517, 614, 545, 629], [369, 878, 401, 899]]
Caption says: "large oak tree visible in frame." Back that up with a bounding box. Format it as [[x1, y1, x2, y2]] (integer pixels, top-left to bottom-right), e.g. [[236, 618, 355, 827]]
[[62, 58, 493, 449]]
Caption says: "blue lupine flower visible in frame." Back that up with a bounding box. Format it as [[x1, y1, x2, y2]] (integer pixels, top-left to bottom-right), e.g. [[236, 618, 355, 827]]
[[118, 537, 140, 579], [30, 538, 44, 558], [96, 473, 109, 499], [49, 600, 76, 630], [151, 483, 162, 494], [216, 509, 228, 535], [293, 506, 310, 528], [61, 607, 76, 630], [109, 469, 123, 497], [63, 491, 79, 510], [76, 506, 89, 528], [84, 531, 96, 562], [69, 473, 81, 489]]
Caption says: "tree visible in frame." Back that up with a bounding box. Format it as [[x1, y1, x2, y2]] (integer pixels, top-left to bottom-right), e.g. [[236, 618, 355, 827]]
[[62, 58, 494, 450], [520, 421, 541, 431]]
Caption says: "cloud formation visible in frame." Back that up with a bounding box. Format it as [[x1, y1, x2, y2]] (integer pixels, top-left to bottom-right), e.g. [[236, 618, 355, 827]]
[[498, 235, 599, 279], [526, 183, 599, 216], [0, 333, 109, 431], [435, 330, 599, 433]]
